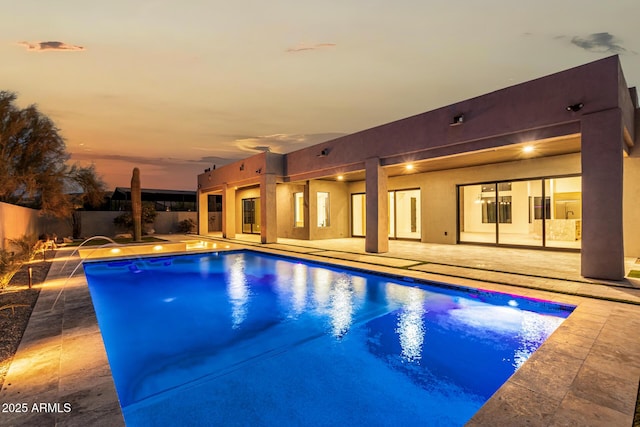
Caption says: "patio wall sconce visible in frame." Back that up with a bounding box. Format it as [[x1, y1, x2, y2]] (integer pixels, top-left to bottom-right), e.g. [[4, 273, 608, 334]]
[[239, 163, 245, 171], [566, 103, 584, 112], [450, 114, 464, 126]]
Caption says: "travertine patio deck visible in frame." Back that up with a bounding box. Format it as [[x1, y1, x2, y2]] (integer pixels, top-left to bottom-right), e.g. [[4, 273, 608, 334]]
[[1, 235, 638, 426]]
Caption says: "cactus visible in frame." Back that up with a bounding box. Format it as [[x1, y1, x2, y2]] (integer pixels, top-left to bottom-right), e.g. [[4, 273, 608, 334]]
[[131, 167, 142, 242]]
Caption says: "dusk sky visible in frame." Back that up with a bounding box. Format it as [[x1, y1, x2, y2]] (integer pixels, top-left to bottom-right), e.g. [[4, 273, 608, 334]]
[[2, 1, 639, 190]]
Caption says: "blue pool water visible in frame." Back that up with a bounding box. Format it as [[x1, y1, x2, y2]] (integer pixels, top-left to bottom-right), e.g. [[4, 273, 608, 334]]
[[84, 250, 574, 426]]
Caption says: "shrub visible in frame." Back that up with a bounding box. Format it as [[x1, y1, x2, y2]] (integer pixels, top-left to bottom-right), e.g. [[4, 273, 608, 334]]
[[177, 218, 196, 233], [113, 202, 157, 232], [11, 235, 40, 261], [0, 249, 21, 289], [0, 235, 39, 289]]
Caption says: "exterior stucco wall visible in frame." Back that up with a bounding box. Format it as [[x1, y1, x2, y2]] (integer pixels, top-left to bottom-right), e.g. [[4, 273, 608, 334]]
[[307, 180, 350, 240], [154, 212, 198, 234], [276, 183, 308, 239], [78, 211, 197, 238], [0, 202, 42, 250], [79, 211, 122, 237], [618, 62, 637, 144], [198, 152, 284, 193]]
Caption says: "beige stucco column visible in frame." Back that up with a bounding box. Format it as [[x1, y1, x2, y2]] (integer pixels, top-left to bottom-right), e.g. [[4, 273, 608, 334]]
[[222, 183, 236, 239], [260, 173, 277, 244], [197, 189, 208, 234], [365, 157, 388, 253], [581, 108, 625, 280]]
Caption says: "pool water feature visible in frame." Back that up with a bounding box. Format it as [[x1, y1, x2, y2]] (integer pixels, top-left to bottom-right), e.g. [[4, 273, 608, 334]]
[[83, 250, 574, 426]]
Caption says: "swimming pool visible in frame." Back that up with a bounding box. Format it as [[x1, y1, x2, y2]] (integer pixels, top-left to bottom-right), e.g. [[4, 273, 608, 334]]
[[84, 250, 574, 426]]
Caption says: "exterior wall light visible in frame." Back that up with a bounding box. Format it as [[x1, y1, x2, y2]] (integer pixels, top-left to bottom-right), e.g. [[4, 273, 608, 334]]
[[337, 175, 344, 181], [451, 114, 464, 126], [406, 164, 414, 170], [317, 148, 329, 157], [523, 145, 534, 153], [566, 103, 584, 112], [240, 163, 245, 171]]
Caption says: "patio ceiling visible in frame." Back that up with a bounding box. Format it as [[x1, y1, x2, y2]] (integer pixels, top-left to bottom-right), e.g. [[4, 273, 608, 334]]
[[316, 133, 581, 182]]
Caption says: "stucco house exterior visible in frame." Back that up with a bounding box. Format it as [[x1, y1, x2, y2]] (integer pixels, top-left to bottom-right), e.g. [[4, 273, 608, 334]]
[[197, 56, 639, 281]]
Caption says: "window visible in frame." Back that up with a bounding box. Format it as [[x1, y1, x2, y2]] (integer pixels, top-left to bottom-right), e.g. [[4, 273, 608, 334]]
[[459, 176, 580, 249], [481, 196, 512, 223], [533, 196, 551, 221], [294, 192, 304, 227], [481, 183, 512, 192], [351, 194, 366, 236], [317, 192, 330, 227]]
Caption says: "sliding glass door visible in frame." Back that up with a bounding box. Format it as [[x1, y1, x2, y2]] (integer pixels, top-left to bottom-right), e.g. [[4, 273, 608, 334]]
[[242, 198, 260, 234], [458, 176, 581, 249], [390, 189, 420, 239], [544, 176, 582, 249], [351, 189, 421, 240], [351, 194, 366, 237]]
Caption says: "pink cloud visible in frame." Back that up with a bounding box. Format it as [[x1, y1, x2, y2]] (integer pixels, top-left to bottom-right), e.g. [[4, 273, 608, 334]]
[[286, 42, 336, 53], [17, 41, 86, 52]]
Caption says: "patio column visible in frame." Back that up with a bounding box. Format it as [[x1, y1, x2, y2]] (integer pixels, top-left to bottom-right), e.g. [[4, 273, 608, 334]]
[[580, 108, 625, 280], [222, 183, 236, 239], [260, 173, 277, 244], [197, 189, 208, 235], [365, 157, 388, 253]]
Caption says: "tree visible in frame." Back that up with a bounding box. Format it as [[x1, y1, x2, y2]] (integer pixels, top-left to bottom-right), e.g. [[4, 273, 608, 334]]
[[68, 163, 108, 238], [0, 91, 106, 218]]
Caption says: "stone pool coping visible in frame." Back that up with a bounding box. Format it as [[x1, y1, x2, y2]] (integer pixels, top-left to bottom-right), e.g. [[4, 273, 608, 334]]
[[1, 241, 638, 426]]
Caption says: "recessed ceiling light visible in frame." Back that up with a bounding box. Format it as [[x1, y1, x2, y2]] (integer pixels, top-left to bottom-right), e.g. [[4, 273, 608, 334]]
[[406, 164, 414, 170], [337, 175, 344, 181], [523, 146, 534, 153]]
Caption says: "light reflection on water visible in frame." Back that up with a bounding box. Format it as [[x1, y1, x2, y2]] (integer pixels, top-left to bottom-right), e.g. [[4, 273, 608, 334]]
[[446, 299, 565, 369], [291, 263, 308, 315], [312, 268, 332, 308], [397, 289, 426, 363], [226, 256, 250, 329], [513, 313, 563, 369], [329, 276, 354, 338], [275, 261, 360, 338]]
